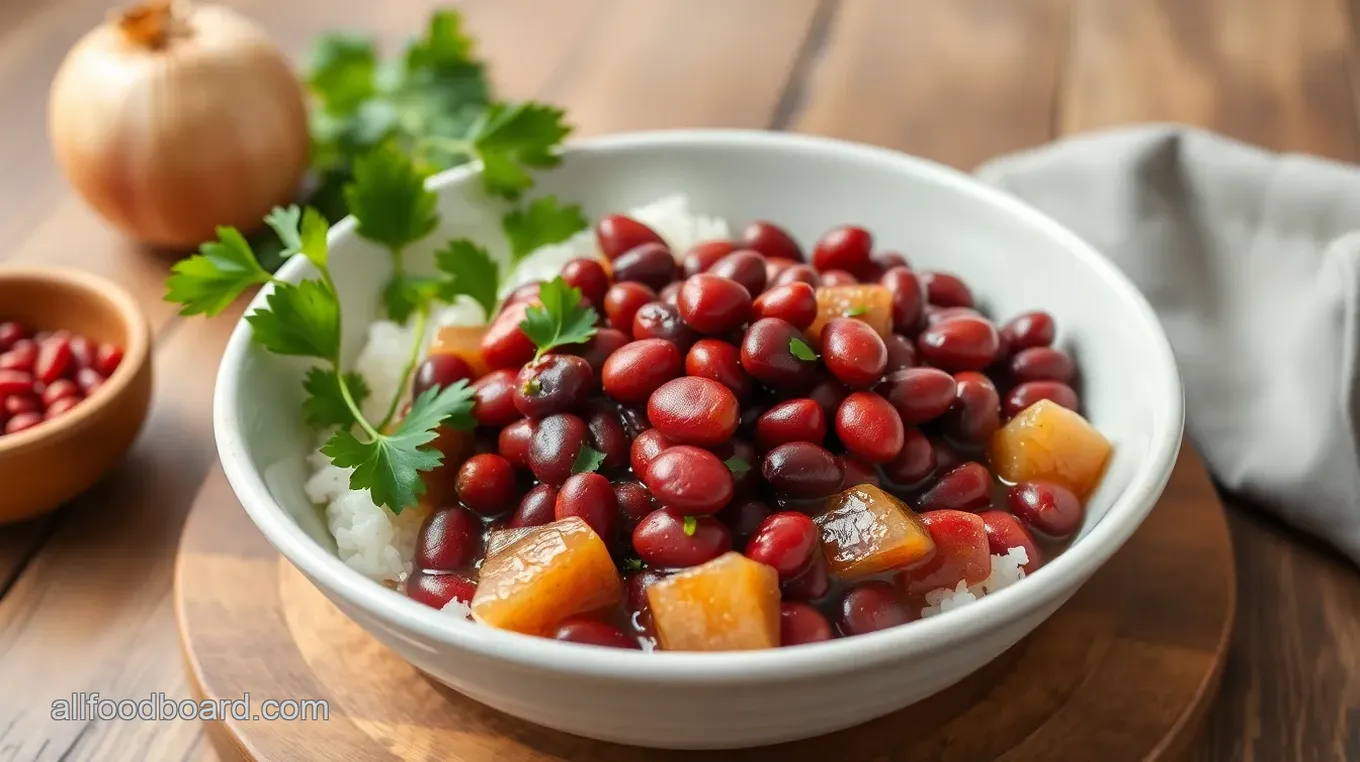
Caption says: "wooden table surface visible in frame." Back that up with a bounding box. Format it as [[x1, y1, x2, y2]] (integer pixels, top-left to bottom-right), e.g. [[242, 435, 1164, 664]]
[[1, 1, 1357, 760]]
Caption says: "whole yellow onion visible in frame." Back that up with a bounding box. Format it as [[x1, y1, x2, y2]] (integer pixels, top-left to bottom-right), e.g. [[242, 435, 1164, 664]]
[[48, 1, 309, 249]]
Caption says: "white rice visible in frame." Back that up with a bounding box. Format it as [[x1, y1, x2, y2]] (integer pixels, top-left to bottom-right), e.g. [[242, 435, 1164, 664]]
[[920, 546, 1029, 618]]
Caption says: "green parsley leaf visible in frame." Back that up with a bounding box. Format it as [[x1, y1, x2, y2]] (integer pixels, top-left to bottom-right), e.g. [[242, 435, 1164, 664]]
[[404, 10, 475, 71], [265, 206, 331, 270], [265, 206, 303, 254], [382, 274, 443, 324], [246, 280, 340, 359], [724, 456, 752, 474], [789, 337, 819, 362], [345, 145, 439, 253], [307, 34, 377, 115], [165, 227, 273, 316], [682, 515, 698, 536], [519, 277, 598, 358], [844, 305, 868, 317], [571, 445, 606, 474], [322, 381, 476, 513], [302, 367, 370, 428], [619, 558, 643, 572], [434, 239, 499, 320], [503, 196, 588, 264], [466, 102, 571, 199]]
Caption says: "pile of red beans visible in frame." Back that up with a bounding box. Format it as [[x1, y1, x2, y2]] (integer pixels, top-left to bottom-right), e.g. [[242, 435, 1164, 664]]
[[0, 322, 124, 435], [404, 215, 1085, 648]]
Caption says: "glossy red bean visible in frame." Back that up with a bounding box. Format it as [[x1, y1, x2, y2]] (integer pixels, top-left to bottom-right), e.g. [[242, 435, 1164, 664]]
[[454, 454, 517, 517], [630, 428, 673, 477], [924, 306, 981, 328], [822, 318, 888, 388], [812, 225, 872, 273], [741, 221, 803, 262], [597, 214, 664, 261], [44, 397, 81, 419], [882, 427, 935, 485], [556, 472, 619, 541], [600, 338, 682, 404], [839, 455, 881, 489], [406, 570, 477, 610], [613, 242, 677, 290], [806, 375, 850, 419], [5, 411, 43, 434], [922, 271, 974, 308], [931, 436, 965, 475], [497, 418, 537, 468], [513, 354, 594, 419], [762, 442, 844, 498], [679, 341, 747, 401], [1007, 480, 1084, 538], [624, 569, 666, 636], [658, 282, 682, 305], [917, 316, 1000, 371], [470, 369, 521, 427], [874, 251, 910, 270], [35, 335, 71, 385], [67, 335, 92, 369], [717, 438, 761, 498], [755, 398, 827, 451], [884, 334, 917, 371], [566, 327, 630, 374], [835, 392, 904, 463], [978, 510, 1043, 574], [781, 553, 831, 601], [708, 250, 768, 296], [681, 240, 738, 278], [0, 341, 36, 372], [77, 367, 104, 395], [720, 498, 771, 549], [603, 282, 657, 333], [918, 462, 992, 512], [554, 618, 641, 649], [413, 354, 474, 398], [647, 377, 740, 447], [899, 510, 990, 596], [741, 318, 820, 390], [480, 301, 537, 370], [880, 267, 925, 334], [820, 269, 858, 287], [643, 445, 734, 514], [946, 371, 1001, 444], [561, 257, 611, 307], [416, 507, 481, 571], [1004, 381, 1079, 418], [780, 602, 834, 646], [503, 282, 543, 310], [41, 379, 79, 407], [770, 264, 820, 289], [580, 402, 629, 470], [752, 282, 817, 330], [528, 413, 589, 485], [764, 257, 797, 284], [0, 322, 24, 352], [744, 511, 820, 579], [0, 370, 34, 398], [3, 395, 37, 415], [632, 508, 732, 569], [882, 367, 957, 424], [614, 479, 657, 528], [1000, 310, 1055, 352], [838, 581, 911, 636], [677, 274, 752, 334], [1008, 347, 1074, 384], [631, 302, 698, 351], [510, 484, 558, 528]]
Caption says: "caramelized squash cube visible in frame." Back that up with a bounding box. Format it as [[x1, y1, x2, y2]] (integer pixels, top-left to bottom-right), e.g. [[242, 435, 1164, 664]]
[[815, 484, 935, 580], [808, 285, 893, 340], [647, 552, 780, 651], [989, 400, 1112, 498], [429, 324, 491, 379], [471, 517, 621, 635]]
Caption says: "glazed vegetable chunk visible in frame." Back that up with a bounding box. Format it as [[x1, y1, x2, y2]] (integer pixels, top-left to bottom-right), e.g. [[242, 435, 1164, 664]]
[[815, 484, 935, 581], [428, 324, 491, 379], [647, 552, 781, 651], [471, 517, 621, 636], [896, 510, 991, 597], [807, 285, 893, 340], [989, 399, 1111, 498]]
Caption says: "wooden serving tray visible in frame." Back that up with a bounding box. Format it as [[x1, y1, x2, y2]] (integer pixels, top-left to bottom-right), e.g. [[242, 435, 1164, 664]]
[[174, 446, 1234, 761]]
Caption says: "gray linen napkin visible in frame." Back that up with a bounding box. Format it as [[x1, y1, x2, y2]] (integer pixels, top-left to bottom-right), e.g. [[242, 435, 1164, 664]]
[[976, 125, 1360, 564]]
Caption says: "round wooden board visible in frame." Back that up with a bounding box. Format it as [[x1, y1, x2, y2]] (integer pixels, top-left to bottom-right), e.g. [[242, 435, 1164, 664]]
[[175, 446, 1235, 762]]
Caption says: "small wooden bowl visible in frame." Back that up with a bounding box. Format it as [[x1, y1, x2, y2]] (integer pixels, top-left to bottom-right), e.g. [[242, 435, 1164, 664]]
[[0, 267, 152, 523]]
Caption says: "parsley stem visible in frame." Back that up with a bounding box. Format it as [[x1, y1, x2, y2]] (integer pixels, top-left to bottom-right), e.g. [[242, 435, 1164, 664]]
[[338, 371, 381, 441], [378, 302, 429, 431], [419, 135, 475, 158]]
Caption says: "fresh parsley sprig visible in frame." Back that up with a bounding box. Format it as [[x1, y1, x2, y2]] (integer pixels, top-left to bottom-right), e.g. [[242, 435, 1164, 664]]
[[519, 277, 599, 360]]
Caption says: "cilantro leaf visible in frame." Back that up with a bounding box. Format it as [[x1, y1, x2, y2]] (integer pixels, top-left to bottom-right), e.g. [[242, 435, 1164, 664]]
[[844, 305, 868, 317], [619, 558, 643, 572], [165, 228, 273, 316], [682, 515, 698, 536], [434, 239, 499, 320], [322, 381, 476, 513], [382, 274, 443, 324], [246, 280, 340, 359], [345, 145, 439, 253], [466, 102, 571, 199], [405, 10, 475, 72], [789, 337, 819, 362], [519, 277, 598, 358], [571, 445, 606, 475], [724, 456, 752, 474], [302, 367, 370, 428], [307, 33, 377, 115], [503, 196, 588, 264]]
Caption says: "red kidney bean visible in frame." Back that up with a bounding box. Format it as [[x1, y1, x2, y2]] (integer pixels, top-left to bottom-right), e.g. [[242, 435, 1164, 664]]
[[762, 442, 844, 498], [684, 339, 751, 400], [924, 306, 982, 327], [717, 438, 762, 498], [554, 618, 641, 649], [835, 391, 905, 463], [1008, 347, 1074, 384], [918, 462, 992, 512], [582, 401, 630, 470], [67, 335, 92, 368], [677, 274, 752, 334], [755, 398, 827, 451], [416, 507, 481, 571], [744, 511, 820, 579], [1001, 310, 1055, 352], [406, 570, 477, 610], [556, 473, 619, 541], [838, 581, 911, 636], [614, 479, 657, 529], [455, 454, 517, 517], [807, 375, 851, 419], [978, 510, 1043, 574], [822, 318, 888, 388], [413, 354, 474, 398], [681, 240, 738, 278], [647, 377, 739, 447], [1007, 480, 1084, 538], [884, 334, 917, 371], [6, 411, 43, 433], [880, 267, 925, 335], [741, 221, 803, 262], [561, 257, 611, 307], [470, 369, 521, 427], [600, 338, 683, 404], [922, 271, 974, 307], [624, 569, 666, 637], [931, 436, 965, 475], [35, 335, 71, 385], [782, 553, 831, 601], [529, 413, 589, 485], [503, 282, 542, 310], [741, 318, 820, 390], [630, 428, 673, 477], [603, 282, 657, 334], [510, 484, 558, 528], [1004, 381, 1079, 418], [632, 508, 732, 568], [851, 259, 886, 283], [41, 379, 79, 407], [618, 404, 651, 437], [0, 370, 34, 398], [839, 455, 882, 489], [566, 327, 630, 373], [764, 257, 798, 284], [899, 510, 990, 596], [752, 282, 817, 330], [946, 371, 1001, 444], [820, 269, 858, 287], [4, 394, 37, 415], [771, 264, 820, 289], [780, 602, 834, 646], [643, 445, 734, 514], [658, 282, 682, 306], [882, 367, 957, 424], [632, 302, 698, 351], [613, 242, 677, 291], [481, 301, 537, 370], [497, 418, 537, 469], [916, 316, 1000, 371], [874, 251, 910, 270], [0, 341, 36, 372], [0, 322, 24, 352], [513, 354, 594, 419], [719, 498, 770, 550], [882, 427, 936, 485], [708, 250, 768, 296], [812, 225, 872, 273], [597, 214, 664, 260]]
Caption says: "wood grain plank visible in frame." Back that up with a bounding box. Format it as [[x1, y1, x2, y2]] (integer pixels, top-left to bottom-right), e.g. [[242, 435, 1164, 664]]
[[793, 0, 1070, 169]]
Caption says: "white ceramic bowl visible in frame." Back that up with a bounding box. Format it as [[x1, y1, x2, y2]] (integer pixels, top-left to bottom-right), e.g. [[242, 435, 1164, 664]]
[[215, 130, 1183, 749]]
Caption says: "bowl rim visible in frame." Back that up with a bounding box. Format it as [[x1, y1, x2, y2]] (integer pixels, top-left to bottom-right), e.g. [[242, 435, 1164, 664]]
[[215, 129, 1184, 682], [0, 265, 151, 455]]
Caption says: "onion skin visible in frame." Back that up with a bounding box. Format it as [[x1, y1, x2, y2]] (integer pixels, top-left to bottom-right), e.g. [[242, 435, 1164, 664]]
[[48, 4, 309, 249]]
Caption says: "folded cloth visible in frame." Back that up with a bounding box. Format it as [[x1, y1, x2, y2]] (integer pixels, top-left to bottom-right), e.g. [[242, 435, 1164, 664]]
[[976, 125, 1360, 565]]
